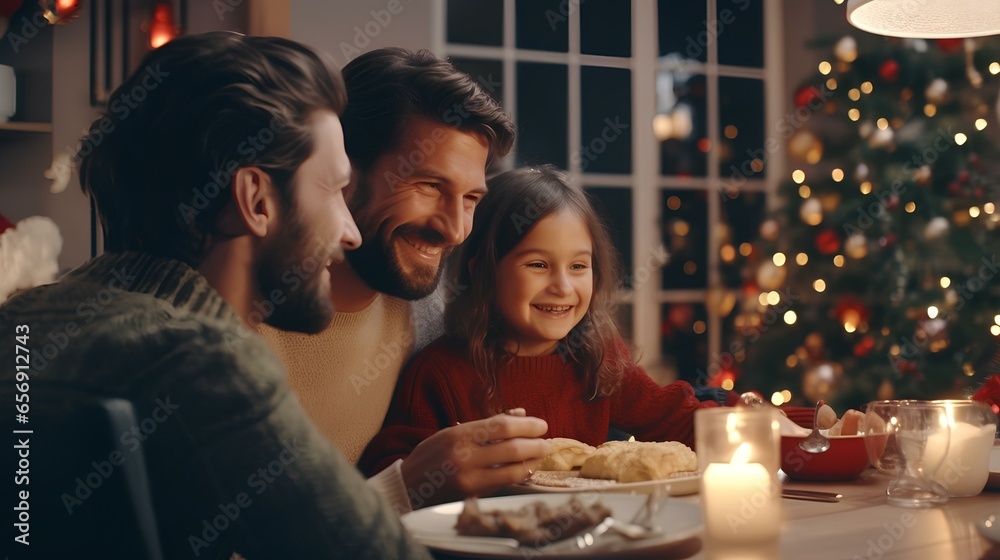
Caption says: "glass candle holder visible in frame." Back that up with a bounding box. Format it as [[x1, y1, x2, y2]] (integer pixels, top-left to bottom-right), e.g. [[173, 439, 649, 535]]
[[695, 407, 781, 544], [931, 399, 998, 497]]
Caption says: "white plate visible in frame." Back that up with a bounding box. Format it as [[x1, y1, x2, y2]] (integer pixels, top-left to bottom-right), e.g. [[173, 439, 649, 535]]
[[977, 512, 1000, 544], [402, 493, 703, 558], [987, 445, 1000, 491], [508, 471, 700, 497]]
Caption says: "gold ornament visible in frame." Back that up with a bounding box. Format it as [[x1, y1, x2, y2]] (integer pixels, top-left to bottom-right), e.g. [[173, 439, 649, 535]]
[[877, 378, 894, 401], [953, 209, 972, 227], [820, 192, 842, 212], [802, 361, 842, 403], [913, 165, 932, 186], [924, 217, 950, 240], [756, 261, 787, 291], [805, 332, 825, 358], [788, 130, 823, 163], [760, 219, 780, 241], [868, 127, 894, 148], [834, 36, 858, 63], [844, 233, 868, 259], [925, 78, 949, 105], [800, 198, 823, 226]]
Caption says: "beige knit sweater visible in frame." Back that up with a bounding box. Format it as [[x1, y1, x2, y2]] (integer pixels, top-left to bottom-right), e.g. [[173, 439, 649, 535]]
[[259, 293, 412, 464]]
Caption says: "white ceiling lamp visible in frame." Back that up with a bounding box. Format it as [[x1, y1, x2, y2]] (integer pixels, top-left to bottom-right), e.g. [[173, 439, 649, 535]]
[[846, 0, 1000, 38]]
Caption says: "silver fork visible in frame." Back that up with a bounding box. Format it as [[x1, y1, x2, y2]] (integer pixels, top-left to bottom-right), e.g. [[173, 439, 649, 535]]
[[535, 491, 664, 554]]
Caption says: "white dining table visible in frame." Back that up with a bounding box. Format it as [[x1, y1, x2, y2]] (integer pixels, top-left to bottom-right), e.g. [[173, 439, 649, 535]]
[[428, 444, 1000, 560], [678, 469, 1000, 560]]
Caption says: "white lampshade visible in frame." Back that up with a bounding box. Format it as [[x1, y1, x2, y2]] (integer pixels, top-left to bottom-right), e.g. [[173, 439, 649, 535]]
[[847, 0, 1000, 38]]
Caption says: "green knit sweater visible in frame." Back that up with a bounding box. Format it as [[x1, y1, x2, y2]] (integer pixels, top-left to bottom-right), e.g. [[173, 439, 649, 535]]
[[0, 252, 431, 559]]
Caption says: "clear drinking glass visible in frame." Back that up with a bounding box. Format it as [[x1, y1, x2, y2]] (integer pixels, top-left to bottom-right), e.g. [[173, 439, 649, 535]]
[[863, 399, 909, 475], [881, 401, 951, 508]]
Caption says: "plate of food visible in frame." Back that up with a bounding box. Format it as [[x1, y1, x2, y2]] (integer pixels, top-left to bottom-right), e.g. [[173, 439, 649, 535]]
[[510, 438, 701, 496], [401, 493, 703, 558]]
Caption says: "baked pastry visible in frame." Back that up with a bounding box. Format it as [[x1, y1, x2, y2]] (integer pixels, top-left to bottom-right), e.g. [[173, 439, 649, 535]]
[[538, 438, 596, 471], [579, 441, 697, 483]]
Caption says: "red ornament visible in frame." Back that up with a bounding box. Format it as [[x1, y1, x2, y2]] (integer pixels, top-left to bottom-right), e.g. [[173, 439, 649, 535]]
[[969, 153, 982, 170], [815, 229, 841, 255], [878, 234, 898, 248], [835, 295, 871, 325], [853, 336, 875, 358], [957, 170, 970, 184], [947, 181, 961, 195], [936, 38, 963, 53], [708, 367, 739, 389], [794, 85, 821, 108], [879, 59, 900, 82], [974, 187, 983, 197], [886, 195, 900, 211]]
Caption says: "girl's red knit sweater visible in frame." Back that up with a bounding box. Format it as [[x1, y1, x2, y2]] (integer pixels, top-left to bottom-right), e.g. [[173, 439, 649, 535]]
[[358, 337, 720, 476]]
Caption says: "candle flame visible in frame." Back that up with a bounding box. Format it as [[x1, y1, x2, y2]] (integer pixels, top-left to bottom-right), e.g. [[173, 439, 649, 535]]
[[730, 442, 752, 465]]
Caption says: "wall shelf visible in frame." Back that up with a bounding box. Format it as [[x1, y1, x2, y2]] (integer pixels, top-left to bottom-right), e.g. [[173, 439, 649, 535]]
[[0, 122, 54, 133]]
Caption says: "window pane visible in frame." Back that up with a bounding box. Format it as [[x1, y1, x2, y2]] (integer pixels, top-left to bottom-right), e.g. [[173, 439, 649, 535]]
[[719, 77, 765, 178], [661, 303, 708, 384], [581, 0, 631, 57], [580, 67, 632, 174], [516, 0, 568, 52], [660, 190, 707, 290], [657, 71, 707, 177], [657, 0, 708, 62], [719, 191, 765, 288], [717, 0, 763, 68], [447, 0, 503, 46], [449, 57, 504, 105], [516, 62, 567, 168], [585, 187, 633, 287]]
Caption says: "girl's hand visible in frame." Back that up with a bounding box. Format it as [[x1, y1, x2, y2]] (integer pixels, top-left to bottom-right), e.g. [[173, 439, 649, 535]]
[[400, 414, 550, 508]]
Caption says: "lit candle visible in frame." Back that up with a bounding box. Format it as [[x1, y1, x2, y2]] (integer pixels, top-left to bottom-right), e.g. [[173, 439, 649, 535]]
[[932, 419, 996, 497], [701, 443, 781, 543]]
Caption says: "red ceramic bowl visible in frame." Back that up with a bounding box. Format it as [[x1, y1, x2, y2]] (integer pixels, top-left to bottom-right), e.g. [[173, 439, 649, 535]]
[[780, 434, 870, 481]]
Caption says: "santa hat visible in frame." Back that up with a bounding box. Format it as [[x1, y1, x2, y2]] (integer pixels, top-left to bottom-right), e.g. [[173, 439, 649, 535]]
[[0, 213, 63, 302]]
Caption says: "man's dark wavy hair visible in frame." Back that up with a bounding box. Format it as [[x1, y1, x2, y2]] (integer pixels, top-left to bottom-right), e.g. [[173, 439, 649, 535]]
[[78, 32, 347, 266], [340, 48, 515, 176]]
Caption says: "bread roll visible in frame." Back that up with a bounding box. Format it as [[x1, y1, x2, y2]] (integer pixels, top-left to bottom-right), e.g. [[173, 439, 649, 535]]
[[579, 441, 697, 482], [538, 438, 596, 471]]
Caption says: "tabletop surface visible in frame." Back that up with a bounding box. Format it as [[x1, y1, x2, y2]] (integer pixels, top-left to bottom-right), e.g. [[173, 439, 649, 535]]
[[429, 445, 1000, 560], [682, 469, 1000, 560]]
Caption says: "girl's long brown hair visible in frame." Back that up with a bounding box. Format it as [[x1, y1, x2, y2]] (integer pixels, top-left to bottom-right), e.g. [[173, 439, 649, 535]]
[[445, 166, 630, 401]]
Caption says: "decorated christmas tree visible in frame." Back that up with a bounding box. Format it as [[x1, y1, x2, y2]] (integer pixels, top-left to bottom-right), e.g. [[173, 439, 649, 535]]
[[733, 35, 1000, 410]]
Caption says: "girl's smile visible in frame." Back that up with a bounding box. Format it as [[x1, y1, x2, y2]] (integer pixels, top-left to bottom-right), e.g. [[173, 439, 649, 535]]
[[496, 209, 594, 356]]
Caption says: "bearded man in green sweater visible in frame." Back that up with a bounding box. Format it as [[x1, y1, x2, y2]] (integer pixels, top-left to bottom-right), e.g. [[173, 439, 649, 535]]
[[0, 32, 439, 558]]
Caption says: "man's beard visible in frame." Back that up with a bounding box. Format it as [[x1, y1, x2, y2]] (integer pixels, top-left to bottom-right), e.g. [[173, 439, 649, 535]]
[[255, 205, 335, 334], [345, 223, 447, 301], [346, 173, 448, 301]]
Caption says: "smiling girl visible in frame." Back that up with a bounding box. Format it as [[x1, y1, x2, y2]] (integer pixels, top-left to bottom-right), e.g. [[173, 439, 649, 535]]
[[358, 167, 732, 476]]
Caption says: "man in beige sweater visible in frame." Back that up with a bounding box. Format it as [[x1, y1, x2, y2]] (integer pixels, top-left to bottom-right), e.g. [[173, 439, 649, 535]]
[[259, 48, 551, 512]]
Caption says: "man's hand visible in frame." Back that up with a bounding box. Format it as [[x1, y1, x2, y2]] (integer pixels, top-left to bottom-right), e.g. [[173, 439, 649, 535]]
[[400, 414, 550, 508]]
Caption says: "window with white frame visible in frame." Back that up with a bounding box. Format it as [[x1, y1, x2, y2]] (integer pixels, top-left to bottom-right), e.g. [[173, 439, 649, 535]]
[[439, 0, 781, 385]]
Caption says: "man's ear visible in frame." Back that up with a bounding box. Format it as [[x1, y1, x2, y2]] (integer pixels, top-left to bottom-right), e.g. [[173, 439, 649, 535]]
[[231, 167, 281, 238]]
